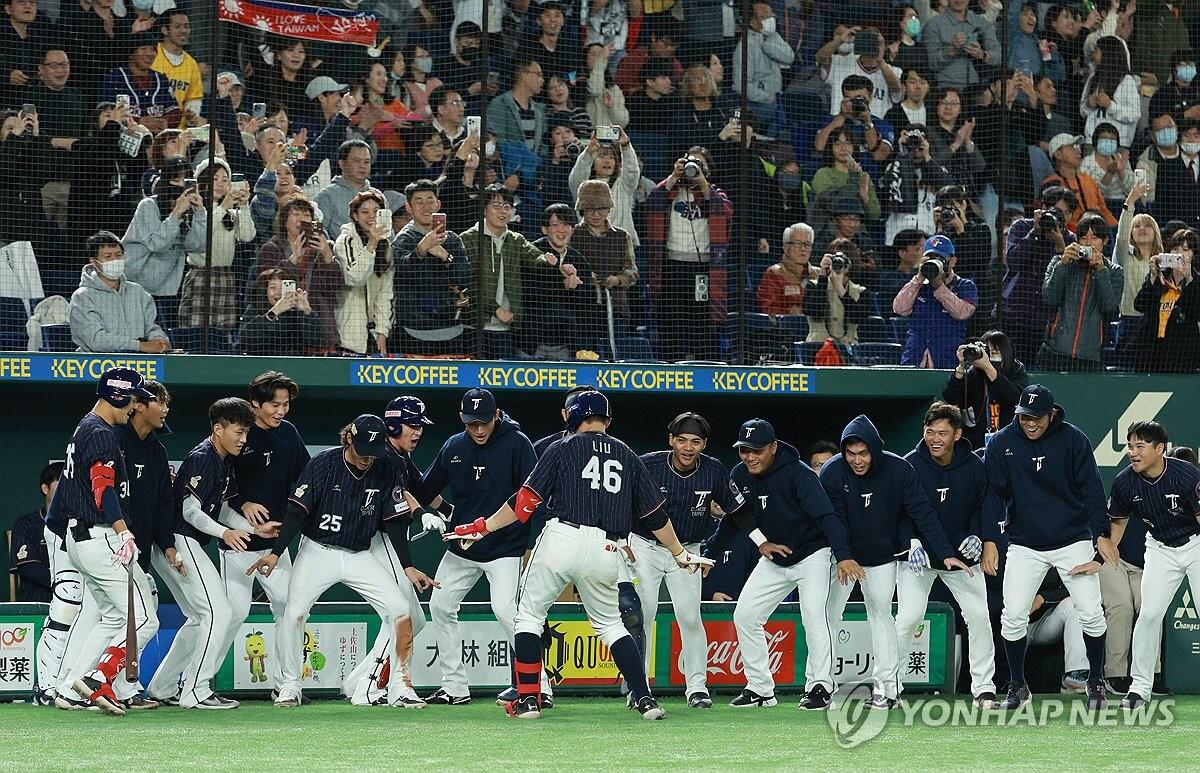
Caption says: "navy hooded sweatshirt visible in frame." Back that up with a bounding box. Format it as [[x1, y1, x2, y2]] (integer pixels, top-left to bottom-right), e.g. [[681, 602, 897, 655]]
[[984, 404, 1108, 551], [421, 412, 537, 562], [903, 438, 1003, 564], [728, 441, 852, 566], [118, 422, 176, 572], [819, 415, 955, 567]]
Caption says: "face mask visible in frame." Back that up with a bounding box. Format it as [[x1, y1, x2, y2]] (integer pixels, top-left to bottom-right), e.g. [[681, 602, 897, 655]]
[[132, 0, 155, 11], [1156, 126, 1178, 147], [905, 17, 922, 38], [414, 56, 433, 74], [1096, 138, 1118, 156], [777, 171, 802, 190], [760, 16, 776, 35], [989, 356, 1003, 365], [485, 140, 496, 157], [837, 42, 853, 55], [95, 259, 126, 279], [1178, 64, 1197, 84], [1183, 141, 1200, 155]]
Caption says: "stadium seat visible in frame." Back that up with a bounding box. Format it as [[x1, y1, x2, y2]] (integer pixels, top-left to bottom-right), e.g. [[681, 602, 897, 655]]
[[853, 342, 904, 366], [614, 335, 656, 362], [793, 340, 851, 365], [168, 327, 231, 354], [889, 316, 910, 343], [858, 316, 894, 344], [0, 297, 28, 350], [40, 323, 73, 352], [155, 296, 181, 329], [776, 314, 809, 344]]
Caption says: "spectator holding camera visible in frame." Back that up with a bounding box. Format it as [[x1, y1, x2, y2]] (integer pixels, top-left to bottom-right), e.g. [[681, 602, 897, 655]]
[[932, 185, 992, 288], [1037, 213, 1123, 372], [178, 158, 255, 330], [569, 127, 641, 248], [1079, 122, 1134, 204], [803, 238, 868, 346], [876, 228, 927, 307], [237, 268, 326, 356], [120, 161, 208, 302], [815, 75, 896, 169], [942, 329, 1029, 450], [1043, 132, 1117, 227], [732, 1, 794, 133], [880, 127, 952, 244], [1130, 230, 1200, 373], [392, 179, 472, 356], [333, 189, 394, 356], [818, 25, 904, 119], [541, 118, 581, 208], [892, 235, 978, 368], [758, 222, 821, 316], [69, 230, 170, 354], [1113, 178, 1160, 350], [925, 0, 999, 88]]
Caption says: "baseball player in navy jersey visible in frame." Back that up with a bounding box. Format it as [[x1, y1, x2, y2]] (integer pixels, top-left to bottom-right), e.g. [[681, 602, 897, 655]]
[[47, 368, 158, 716], [248, 415, 425, 708], [225, 372, 309, 692], [342, 396, 440, 707], [1101, 421, 1200, 709], [628, 412, 744, 709], [422, 389, 554, 705], [10, 467, 54, 605], [822, 415, 970, 709], [986, 384, 1109, 711], [446, 391, 712, 720], [724, 419, 863, 710], [149, 399, 277, 709], [897, 403, 1000, 707]]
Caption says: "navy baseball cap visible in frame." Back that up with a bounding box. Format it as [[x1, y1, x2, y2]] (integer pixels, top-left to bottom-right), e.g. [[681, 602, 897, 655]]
[[350, 414, 389, 457], [384, 395, 433, 436], [567, 390, 611, 430], [1015, 384, 1055, 418], [460, 388, 497, 424], [924, 234, 956, 260], [563, 384, 598, 409], [97, 367, 154, 408], [733, 419, 775, 450]]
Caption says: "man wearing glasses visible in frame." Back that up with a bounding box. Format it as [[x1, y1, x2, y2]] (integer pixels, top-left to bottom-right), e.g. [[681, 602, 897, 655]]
[[431, 86, 467, 146], [486, 58, 548, 154]]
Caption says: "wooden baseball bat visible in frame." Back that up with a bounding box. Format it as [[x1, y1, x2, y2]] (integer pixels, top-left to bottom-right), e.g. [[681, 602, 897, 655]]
[[126, 566, 139, 682]]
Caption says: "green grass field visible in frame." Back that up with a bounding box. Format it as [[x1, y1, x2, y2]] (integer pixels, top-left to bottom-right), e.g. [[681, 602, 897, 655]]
[[3, 695, 1196, 770]]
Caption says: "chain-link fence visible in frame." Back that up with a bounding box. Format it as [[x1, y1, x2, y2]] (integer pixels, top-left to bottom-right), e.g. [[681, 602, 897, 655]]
[[0, 0, 1195, 375]]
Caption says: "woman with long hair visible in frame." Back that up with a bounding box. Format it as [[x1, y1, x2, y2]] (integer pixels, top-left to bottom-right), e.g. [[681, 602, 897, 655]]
[[1114, 177, 1162, 359], [942, 329, 1030, 450], [249, 36, 316, 127], [674, 64, 728, 157], [333, 189, 394, 355], [1131, 228, 1200, 373], [886, 5, 928, 75], [1080, 36, 1140, 148]]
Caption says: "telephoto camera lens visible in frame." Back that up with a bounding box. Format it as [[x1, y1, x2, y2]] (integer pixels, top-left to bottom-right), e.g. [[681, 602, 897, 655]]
[[851, 96, 869, 113], [962, 343, 985, 361], [1038, 211, 1059, 235], [940, 207, 957, 224], [920, 258, 944, 280], [830, 252, 850, 272], [683, 160, 702, 179], [564, 141, 582, 159]]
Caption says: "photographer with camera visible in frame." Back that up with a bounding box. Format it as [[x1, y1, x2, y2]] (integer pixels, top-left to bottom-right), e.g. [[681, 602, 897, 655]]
[[803, 238, 869, 346], [892, 235, 978, 367], [539, 118, 581, 208], [1036, 213, 1123, 372], [818, 25, 904, 120], [1129, 231, 1200, 373], [932, 184, 993, 330], [1000, 186, 1076, 363], [645, 147, 733, 361], [814, 76, 896, 170], [880, 126, 953, 244], [569, 126, 641, 249], [942, 330, 1029, 450]]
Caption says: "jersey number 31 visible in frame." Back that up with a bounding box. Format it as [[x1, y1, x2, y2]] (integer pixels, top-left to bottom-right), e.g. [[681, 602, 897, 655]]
[[582, 456, 622, 494]]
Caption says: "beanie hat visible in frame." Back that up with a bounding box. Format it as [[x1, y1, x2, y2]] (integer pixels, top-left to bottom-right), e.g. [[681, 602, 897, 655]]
[[575, 179, 614, 212]]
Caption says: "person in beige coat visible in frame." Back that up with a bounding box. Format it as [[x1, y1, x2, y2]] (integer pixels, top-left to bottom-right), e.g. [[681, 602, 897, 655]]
[[333, 190, 395, 355]]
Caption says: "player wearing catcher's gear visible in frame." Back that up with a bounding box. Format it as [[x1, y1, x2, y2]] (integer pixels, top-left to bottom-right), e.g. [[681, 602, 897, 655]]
[[149, 399, 275, 709], [422, 389, 553, 705], [28, 462, 74, 705], [898, 403, 1000, 708], [343, 396, 439, 707], [48, 368, 159, 716], [630, 413, 745, 709], [446, 391, 713, 720], [725, 419, 862, 710], [225, 373, 308, 692], [250, 415, 425, 708], [822, 415, 970, 709], [986, 384, 1109, 712], [1101, 421, 1200, 710]]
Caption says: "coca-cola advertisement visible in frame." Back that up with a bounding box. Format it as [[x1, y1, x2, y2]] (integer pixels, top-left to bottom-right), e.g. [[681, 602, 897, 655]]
[[670, 620, 797, 686]]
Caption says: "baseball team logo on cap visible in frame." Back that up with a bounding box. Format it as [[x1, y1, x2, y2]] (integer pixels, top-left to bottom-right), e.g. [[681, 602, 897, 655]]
[[384, 395, 433, 436], [1014, 384, 1055, 418], [923, 234, 956, 259], [97, 367, 155, 408], [733, 419, 776, 449], [350, 414, 389, 457], [460, 388, 497, 424]]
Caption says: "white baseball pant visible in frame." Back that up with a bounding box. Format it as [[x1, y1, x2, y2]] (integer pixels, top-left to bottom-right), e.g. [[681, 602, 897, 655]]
[[1129, 534, 1200, 698], [276, 537, 411, 703], [57, 524, 159, 699], [827, 561, 901, 699], [734, 548, 835, 697], [513, 520, 627, 649], [1098, 557, 1146, 678], [37, 528, 82, 696], [1027, 597, 1088, 673], [1001, 541, 1107, 642], [627, 533, 706, 695], [219, 547, 293, 686], [895, 564, 996, 697], [147, 535, 234, 707], [343, 532, 426, 705]]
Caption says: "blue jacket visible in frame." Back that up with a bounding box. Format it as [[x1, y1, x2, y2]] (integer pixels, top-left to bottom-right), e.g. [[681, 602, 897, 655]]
[[897, 274, 978, 368], [730, 440, 852, 566], [421, 412, 537, 562], [984, 405, 1108, 550], [117, 423, 175, 571], [903, 438, 1003, 564], [819, 415, 955, 567]]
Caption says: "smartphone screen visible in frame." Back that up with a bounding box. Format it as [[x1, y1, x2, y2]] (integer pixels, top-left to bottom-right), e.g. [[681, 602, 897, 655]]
[[252, 102, 267, 119], [431, 212, 447, 232]]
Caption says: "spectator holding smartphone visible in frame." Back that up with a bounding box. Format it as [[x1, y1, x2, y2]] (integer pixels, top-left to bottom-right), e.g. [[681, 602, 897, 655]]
[[333, 189, 394, 356], [178, 158, 255, 329], [569, 127, 641, 248], [1130, 231, 1200, 373], [237, 268, 326, 356], [121, 160, 208, 304]]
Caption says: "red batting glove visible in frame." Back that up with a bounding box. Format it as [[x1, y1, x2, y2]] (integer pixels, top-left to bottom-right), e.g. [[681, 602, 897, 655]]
[[442, 517, 489, 543]]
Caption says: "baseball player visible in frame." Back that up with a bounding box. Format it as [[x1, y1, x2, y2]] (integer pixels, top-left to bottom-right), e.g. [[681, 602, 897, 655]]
[[422, 389, 554, 705], [446, 391, 712, 720], [1101, 421, 1200, 709], [225, 372, 309, 692], [11, 466, 54, 605], [897, 402, 1000, 708], [27, 462, 70, 704], [342, 396, 439, 708], [148, 398, 275, 709], [47, 368, 159, 716], [248, 415, 424, 708], [986, 384, 1109, 711], [630, 412, 745, 709], [822, 415, 969, 709], [726, 419, 863, 710]]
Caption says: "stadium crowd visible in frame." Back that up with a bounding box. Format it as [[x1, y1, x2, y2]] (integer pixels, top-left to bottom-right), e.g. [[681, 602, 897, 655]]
[[0, 0, 1196, 372]]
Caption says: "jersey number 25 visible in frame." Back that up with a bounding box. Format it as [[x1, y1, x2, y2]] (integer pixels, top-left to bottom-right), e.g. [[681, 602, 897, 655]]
[[582, 456, 622, 494], [319, 513, 343, 532]]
